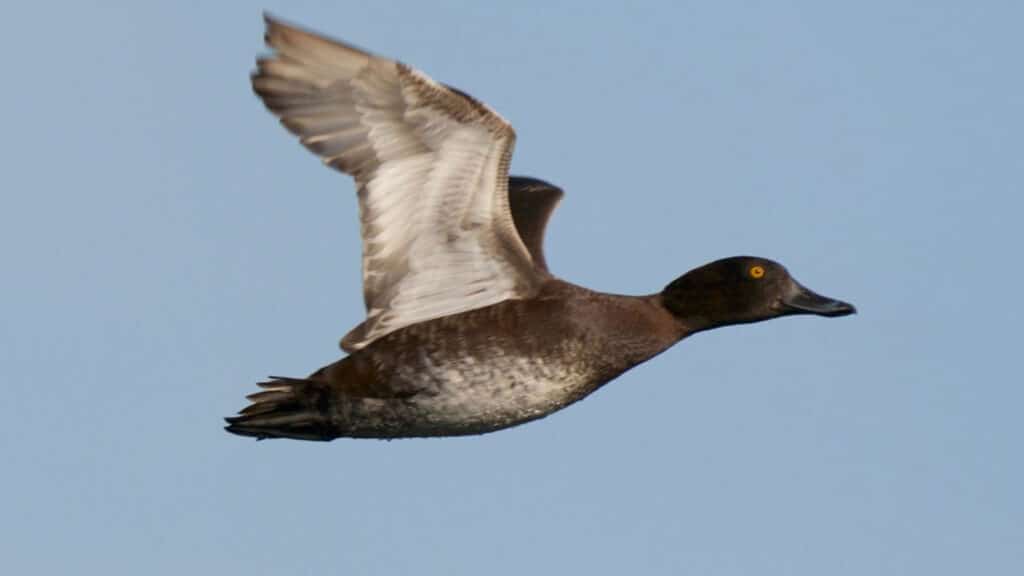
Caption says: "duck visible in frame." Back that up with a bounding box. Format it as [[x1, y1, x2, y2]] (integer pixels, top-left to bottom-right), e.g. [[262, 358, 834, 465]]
[[225, 15, 856, 441]]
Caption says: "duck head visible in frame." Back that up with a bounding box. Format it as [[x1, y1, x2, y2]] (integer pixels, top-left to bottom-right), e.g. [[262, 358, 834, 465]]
[[661, 256, 855, 334]]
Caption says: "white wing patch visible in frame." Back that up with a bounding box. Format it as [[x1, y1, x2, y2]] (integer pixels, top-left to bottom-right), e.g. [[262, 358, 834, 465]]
[[253, 17, 540, 350]]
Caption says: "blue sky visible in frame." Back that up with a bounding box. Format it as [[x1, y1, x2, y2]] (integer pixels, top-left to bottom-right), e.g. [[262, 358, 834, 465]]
[[2, 1, 1021, 574]]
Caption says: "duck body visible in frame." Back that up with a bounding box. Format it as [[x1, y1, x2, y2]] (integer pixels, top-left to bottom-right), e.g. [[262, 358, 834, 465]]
[[225, 16, 855, 441], [233, 279, 685, 440]]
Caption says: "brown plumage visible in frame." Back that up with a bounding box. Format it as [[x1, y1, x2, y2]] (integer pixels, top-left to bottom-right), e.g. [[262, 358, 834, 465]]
[[225, 16, 855, 441]]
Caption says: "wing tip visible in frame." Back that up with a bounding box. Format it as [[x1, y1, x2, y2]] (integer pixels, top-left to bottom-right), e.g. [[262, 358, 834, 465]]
[[259, 12, 379, 63]]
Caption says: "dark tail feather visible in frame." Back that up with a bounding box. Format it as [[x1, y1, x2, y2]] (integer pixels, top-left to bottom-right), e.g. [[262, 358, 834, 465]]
[[225, 377, 335, 441]]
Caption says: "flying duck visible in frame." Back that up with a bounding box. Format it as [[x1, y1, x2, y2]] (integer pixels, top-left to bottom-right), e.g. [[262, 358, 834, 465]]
[[226, 16, 855, 440]]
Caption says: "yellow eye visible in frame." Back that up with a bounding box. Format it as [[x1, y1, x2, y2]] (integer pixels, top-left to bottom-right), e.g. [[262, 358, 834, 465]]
[[749, 265, 765, 279]]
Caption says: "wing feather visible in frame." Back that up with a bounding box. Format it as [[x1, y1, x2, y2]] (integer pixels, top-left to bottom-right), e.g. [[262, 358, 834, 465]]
[[252, 16, 541, 350], [507, 177, 564, 273]]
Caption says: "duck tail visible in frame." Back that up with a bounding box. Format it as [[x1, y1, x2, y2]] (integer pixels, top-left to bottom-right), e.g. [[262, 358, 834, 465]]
[[225, 376, 335, 441]]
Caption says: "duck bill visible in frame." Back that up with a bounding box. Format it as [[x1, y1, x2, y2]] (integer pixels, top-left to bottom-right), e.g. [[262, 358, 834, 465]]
[[781, 282, 856, 317]]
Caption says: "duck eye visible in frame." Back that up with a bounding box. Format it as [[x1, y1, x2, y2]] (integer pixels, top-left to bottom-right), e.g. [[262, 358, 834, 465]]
[[749, 265, 765, 279]]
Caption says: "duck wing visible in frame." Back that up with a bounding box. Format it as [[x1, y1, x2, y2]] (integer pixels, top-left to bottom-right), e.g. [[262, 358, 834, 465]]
[[252, 16, 541, 351], [507, 177, 564, 274]]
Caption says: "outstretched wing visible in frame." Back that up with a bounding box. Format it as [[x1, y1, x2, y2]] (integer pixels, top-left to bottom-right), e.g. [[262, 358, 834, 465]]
[[508, 177, 564, 273], [252, 16, 541, 351]]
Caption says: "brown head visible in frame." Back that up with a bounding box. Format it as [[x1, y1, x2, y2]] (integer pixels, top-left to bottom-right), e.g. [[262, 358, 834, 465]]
[[661, 256, 855, 334]]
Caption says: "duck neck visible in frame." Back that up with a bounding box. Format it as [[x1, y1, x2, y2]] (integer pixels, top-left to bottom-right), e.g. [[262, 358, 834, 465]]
[[658, 291, 717, 336]]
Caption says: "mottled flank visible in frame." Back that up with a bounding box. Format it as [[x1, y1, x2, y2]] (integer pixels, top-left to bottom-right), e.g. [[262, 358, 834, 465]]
[[226, 282, 684, 439]]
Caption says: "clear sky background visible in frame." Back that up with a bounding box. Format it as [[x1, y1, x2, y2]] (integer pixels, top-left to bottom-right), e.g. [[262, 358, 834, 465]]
[[2, 1, 1021, 574]]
